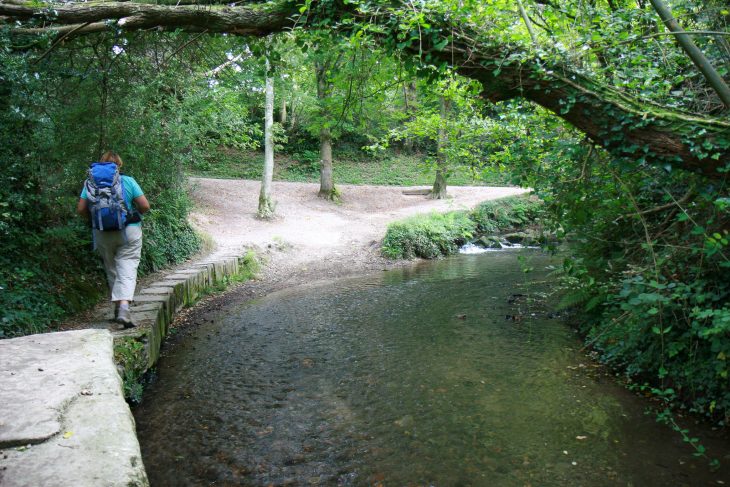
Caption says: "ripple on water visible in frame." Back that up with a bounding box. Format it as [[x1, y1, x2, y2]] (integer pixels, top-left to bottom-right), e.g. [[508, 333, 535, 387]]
[[135, 251, 729, 486]]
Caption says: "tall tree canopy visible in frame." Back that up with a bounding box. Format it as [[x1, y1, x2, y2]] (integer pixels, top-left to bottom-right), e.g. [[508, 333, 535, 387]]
[[1, 0, 728, 178]]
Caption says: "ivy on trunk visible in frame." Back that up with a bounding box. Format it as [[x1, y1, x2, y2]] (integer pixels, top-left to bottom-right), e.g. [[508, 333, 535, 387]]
[[2, 0, 728, 178]]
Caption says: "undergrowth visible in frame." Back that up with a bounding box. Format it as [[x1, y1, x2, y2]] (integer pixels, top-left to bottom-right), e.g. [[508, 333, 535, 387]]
[[196, 250, 260, 297], [382, 196, 543, 259], [114, 336, 148, 404], [188, 147, 510, 186]]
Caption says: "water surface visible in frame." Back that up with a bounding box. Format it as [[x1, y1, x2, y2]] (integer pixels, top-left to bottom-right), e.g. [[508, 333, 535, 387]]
[[135, 251, 728, 486]]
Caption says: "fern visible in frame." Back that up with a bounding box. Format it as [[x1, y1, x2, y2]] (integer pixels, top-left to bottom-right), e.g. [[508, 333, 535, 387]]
[[556, 287, 594, 310]]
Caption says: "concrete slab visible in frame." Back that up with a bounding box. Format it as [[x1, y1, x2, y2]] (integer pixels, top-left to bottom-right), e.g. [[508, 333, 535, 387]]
[[172, 269, 203, 275], [165, 273, 198, 280], [0, 330, 148, 486], [139, 286, 174, 295], [132, 295, 167, 304], [131, 302, 163, 313], [0, 247, 252, 486]]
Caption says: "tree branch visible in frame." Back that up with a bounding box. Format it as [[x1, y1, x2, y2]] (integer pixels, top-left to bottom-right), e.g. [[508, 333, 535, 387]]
[[33, 21, 93, 63], [1, 0, 728, 178]]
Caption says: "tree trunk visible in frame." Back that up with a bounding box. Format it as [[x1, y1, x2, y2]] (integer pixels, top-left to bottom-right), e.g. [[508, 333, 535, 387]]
[[649, 0, 730, 109], [318, 127, 335, 199], [289, 98, 297, 129], [431, 96, 450, 200], [403, 81, 417, 153], [280, 98, 287, 125], [516, 0, 538, 45], [315, 60, 338, 200], [3, 0, 729, 177], [258, 57, 275, 219]]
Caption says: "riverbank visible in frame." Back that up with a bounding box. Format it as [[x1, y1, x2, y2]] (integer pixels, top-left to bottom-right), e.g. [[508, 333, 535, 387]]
[[0, 180, 527, 487], [187, 178, 528, 286]]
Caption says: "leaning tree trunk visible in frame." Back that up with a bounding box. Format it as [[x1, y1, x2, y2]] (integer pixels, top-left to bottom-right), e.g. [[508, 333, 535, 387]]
[[2, 0, 728, 178], [258, 57, 276, 219], [431, 95, 450, 200], [315, 60, 338, 201], [649, 0, 730, 109]]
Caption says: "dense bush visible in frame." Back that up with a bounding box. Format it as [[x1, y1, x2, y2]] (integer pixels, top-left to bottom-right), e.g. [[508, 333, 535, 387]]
[[470, 196, 544, 234], [526, 144, 730, 423], [0, 33, 203, 337], [382, 211, 477, 259], [382, 196, 542, 259]]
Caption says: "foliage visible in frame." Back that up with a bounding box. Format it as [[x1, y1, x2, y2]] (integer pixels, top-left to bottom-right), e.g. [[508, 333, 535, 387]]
[[114, 336, 148, 403], [382, 211, 477, 259], [0, 31, 212, 337], [531, 140, 730, 423], [188, 146, 506, 186], [382, 196, 542, 259], [368, 73, 491, 182], [471, 196, 545, 234]]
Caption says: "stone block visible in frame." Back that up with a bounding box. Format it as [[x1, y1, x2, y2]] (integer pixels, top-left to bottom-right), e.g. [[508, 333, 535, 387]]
[[0, 330, 148, 486]]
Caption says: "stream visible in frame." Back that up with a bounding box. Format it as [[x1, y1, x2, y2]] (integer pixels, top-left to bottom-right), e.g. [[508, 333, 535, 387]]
[[135, 250, 729, 486]]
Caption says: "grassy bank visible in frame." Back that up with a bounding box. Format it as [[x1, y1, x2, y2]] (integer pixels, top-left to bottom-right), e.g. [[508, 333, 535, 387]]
[[382, 196, 544, 259], [188, 147, 511, 186]]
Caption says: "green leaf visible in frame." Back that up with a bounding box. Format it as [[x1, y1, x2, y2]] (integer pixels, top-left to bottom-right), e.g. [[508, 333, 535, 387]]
[[433, 38, 449, 51]]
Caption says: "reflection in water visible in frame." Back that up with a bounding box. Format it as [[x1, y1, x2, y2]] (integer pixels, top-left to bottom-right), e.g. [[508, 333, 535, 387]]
[[135, 251, 728, 486]]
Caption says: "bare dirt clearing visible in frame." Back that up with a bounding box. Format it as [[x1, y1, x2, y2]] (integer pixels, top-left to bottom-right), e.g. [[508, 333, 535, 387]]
[[189, 178, 528, 284], [59, 179, 527, 330]]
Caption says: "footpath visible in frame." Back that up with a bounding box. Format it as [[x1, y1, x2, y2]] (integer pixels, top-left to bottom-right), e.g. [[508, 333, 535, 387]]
[[0, 180, 527, 486], [0, 246, 251, 487]]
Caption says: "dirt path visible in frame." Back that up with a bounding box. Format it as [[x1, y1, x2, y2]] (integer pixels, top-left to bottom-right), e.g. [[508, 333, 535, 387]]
[[188, 179, 528, 286], [59, 179, 527, 330]]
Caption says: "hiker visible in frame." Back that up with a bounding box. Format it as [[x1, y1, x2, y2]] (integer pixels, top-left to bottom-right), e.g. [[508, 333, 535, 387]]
[[77, 151, 150, 327]]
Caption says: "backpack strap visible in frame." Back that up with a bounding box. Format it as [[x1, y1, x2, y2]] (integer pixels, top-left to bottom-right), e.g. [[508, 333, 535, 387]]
[[119, 174, 128, 244]]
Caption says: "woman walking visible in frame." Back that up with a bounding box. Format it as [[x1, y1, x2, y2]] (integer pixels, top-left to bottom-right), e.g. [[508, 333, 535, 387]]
[[77, 151, 150, 327]]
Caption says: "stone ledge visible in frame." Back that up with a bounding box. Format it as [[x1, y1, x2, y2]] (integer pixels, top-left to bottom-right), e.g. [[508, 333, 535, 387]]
[[0, 330, 148, 487], [115, 249, 254, 375]]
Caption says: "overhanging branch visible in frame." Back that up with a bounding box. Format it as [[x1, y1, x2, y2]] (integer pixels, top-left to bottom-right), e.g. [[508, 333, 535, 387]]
[[1, 0, 728, 179]]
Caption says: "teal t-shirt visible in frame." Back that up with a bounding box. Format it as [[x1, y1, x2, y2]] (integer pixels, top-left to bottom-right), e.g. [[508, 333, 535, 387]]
[[81, 175, 144, 227]]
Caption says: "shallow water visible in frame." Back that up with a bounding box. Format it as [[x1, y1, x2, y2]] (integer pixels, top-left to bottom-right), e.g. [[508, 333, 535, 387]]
[[135, 251, 729, 486]]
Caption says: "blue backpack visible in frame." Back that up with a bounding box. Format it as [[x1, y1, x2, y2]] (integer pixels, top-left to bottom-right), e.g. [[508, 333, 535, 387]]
[[84, 162, 128, 231]]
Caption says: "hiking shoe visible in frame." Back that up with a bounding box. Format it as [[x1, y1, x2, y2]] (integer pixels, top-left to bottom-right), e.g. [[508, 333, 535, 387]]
[[116, 307, 135, 328]]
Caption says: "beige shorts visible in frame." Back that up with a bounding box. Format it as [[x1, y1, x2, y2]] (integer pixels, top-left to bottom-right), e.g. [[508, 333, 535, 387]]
[[95, 226, 143, 302]]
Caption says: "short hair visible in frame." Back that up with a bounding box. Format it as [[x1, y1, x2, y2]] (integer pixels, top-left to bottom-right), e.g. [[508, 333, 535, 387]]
[[100, 150, 123, 166]]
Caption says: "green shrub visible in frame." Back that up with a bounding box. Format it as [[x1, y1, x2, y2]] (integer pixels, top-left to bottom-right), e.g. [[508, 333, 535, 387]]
[[470, 196, 543, 233], [138, 188, 201, 274], [382, 211, 477, 259], [382, 196, 543, 260], [0, 35, 202, 338], [114, 337, 148, 403], [536, 144, 730, 422]]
